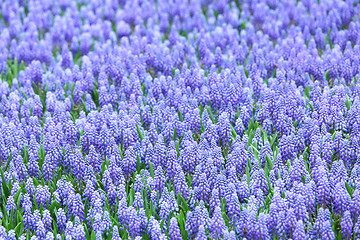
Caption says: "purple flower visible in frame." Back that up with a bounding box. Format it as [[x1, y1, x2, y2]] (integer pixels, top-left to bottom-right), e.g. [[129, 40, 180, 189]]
[[173, 164, 189, 199], [64, 221, 74, 239], [217, 112, 232, 147], [24, 208, 33, 232], [57, 208, 66, 233], [332, 182, 351, 216], [354, 218, 360, 237], [74, 225, 86, 240], [148, 216, 162, 240], [36, 220, 46, 240], [45, 232, 54, 240], [166, 149, 178, 181], [92, 212, 103, 234], [15, 155, 28, 182], [168, 217, 182, 240], [294, 194, 308, 223], [6, 195, 16, 217], [42, 210, 52, 231], [316, 174, 331, 206], [129, 206, 141, 238], [341, 211, 353, 239], [111, 225, 121, 240], [321, 220, 335, 240], [210, 206, 227, 239], [42, 156, 54, 183], [226, 193, 241, 223], [286, 208, 297, 237], [117, 197, 129, 229], [68, 193, 84, 221], [351, 188, 360, 221], [122, 146, 137, 180], [258, 213, 270, 240], [35, 186, 51, 208], [196, 225, 207, 240], [154, 166, 166, 194], [116, 21, 131, 38], [28, 151, 40, 179], [293, 220, 306, 240], [7, 230, 16, 240], [197, 173, 210, 204], [133, 192, 143, 210]]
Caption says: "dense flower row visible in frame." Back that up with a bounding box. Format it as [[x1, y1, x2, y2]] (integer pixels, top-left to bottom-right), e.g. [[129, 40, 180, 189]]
[[1, 0, 360, 239]]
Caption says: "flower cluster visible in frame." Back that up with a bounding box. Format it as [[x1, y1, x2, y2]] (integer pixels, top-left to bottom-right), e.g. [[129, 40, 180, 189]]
[[1, 0, 360, 239]]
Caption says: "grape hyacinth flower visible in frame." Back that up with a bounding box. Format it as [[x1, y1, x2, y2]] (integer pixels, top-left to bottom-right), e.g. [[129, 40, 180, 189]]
[[210, 207, 227, 239]]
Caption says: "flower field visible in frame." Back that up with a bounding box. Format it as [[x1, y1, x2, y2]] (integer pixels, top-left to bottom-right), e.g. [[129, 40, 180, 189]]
[[1, 0, 360, 239]]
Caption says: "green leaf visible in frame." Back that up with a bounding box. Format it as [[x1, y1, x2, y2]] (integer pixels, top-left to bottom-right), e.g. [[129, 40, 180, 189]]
[[199, 103, 203, 114], [222, 211, 230, 227], [91, 231, 96, 240], [176, 212, 187, 240], [10, 206, 14, 229], [270, 132, 278, 149], [345, 94, 351, 111], [264, 161, 269, 177], [178, 110, 184, 122], [325, 69, 330, 81], [14, 221, 22, 237], [142, 189, 149, 210], [251, 145, 259, 159], [345, 182, 354, 197], [173, 127, 177, 140], [206, 106, 215, 123], [230, 124, 237, 138], [302, 147, 310, 172], [221, 198, 227, 212], [160, 217, 166, 230], [19, 61, 25, 71], [136, 123, 144, 140], [246, 160, 251, 185], [0, 168, 8, 195], [149, 162, 154, 178], [129, 189, 135, 206], [17, 210, 23, 223], [308, 101, 314, 111], [49, 200, 58, 213], [272, 68, 277, 78], [244, 67, 249, 78], [179, 194, 189, 212], [240, 21, 246, 30], [287, 160, 291, 170], [12, 58, 18, 78], [266, 153, 273, 170], [261, 128, 268, 143], [331, 132, 337, 142], [3, 153, 12, 172]]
